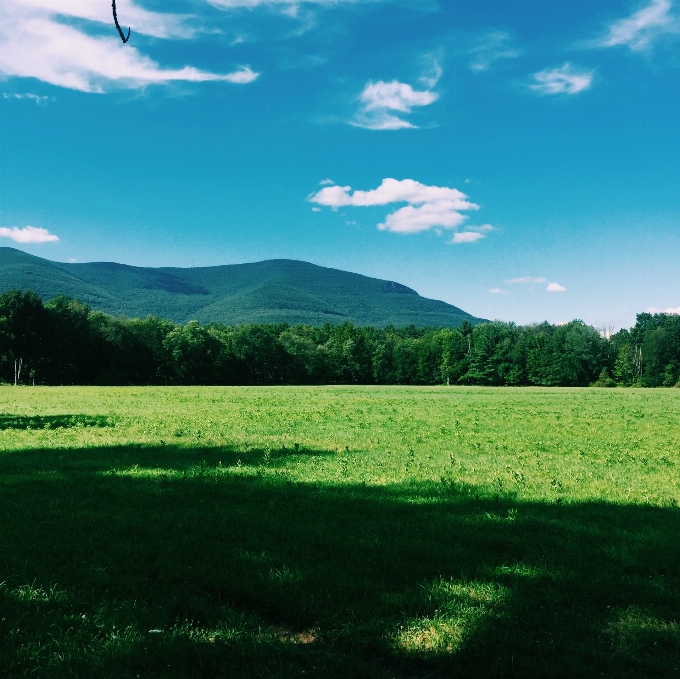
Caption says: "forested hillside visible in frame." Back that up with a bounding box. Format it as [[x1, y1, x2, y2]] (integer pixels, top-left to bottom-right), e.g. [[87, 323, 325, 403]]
[[0, 247, 484, 328], [2, 290, 678, 387]]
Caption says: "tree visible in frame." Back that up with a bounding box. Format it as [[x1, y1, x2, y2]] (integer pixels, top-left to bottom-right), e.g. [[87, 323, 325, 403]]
[[464, 321, 518, 386], [44, 296, 94, 384], [228, 324, 290, 385], [372, 333, 397, 384], [0, 290, 49, 385], [437, 328, 469, 384], [527, 321, 604, 387], [163, 321, 224, 385], [613, 344, 639, 386], [625, 313, 680, 387], [640, 327, 669, 387], [322, 323, 374, 384], [415, 331, 443, 384], [278, 327, 326, 384]]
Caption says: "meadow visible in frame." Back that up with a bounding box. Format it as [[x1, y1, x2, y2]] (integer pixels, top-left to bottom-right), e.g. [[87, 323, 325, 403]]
[[1, 385, 679, 678]]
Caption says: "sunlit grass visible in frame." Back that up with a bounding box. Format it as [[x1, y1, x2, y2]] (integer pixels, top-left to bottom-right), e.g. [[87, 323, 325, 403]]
[[395, 580, 506, 654], [2, 385, 679, 505]]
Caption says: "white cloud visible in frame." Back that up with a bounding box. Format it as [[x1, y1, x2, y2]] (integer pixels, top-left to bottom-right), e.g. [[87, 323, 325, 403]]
[[596, 0, 680, 51], [14, 0, 196, 39], [647, 306, 680, 314], [506, 276, 547, 284], [381, 202, 469, 233], [530, 63, 593, 95], [469, 31, 520, 72], [496, 277, 566, 292], [311, 207, 321, 212], [309, 178, 486, 236], [490, 287, 509, 294], [319, 178, 335, 185], [0, 0, 260, 92], [449, 224, 493, 244], [352, 78, 439, 130], [451, 231, 485, 244], [310, 178, 475, 208], [2, 92, 50, 105], [0, 225, 59, 243], [222, 66, 260, 84]]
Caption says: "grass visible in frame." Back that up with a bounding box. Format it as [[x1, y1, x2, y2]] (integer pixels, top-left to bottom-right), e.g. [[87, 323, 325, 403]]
[[1, 385, 679, 678]]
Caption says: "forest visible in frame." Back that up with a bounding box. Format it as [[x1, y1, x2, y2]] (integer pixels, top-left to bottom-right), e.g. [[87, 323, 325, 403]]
[[1, 289, 679, 388]]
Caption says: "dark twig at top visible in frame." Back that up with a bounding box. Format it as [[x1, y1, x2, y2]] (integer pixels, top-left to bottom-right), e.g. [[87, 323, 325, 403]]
[[112, 0, 131, 44]]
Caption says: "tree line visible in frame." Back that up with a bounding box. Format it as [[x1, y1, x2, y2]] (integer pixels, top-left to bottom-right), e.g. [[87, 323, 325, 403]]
[[1, 290, 679, 388]]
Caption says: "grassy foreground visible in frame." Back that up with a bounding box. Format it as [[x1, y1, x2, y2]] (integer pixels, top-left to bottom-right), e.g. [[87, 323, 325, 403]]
[[1, 385, 679, 678]]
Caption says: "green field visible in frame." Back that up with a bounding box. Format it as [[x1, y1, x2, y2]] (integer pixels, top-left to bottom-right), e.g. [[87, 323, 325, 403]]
[[2, 386, 679, 678]]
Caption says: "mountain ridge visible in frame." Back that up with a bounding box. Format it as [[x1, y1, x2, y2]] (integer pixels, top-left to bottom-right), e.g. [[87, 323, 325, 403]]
[[0, 247, 486, 328]]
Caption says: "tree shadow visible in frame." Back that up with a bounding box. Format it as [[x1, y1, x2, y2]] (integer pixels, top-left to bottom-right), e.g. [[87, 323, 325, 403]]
[[1, 443, 679, 678], [0, 413, 113, 430], [0, 439, 334, 475]]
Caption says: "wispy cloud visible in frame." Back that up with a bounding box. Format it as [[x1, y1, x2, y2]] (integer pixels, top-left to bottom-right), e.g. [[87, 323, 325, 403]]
[[2, 92, 51, 105], [647, 305, 680, 314], [506, 276, 547, 284], [500, 276, 567, 292], [351, 61, 441, 130], [222, 66, 260, 84], [0, 0, 260, 93], [0, 225, 59, 243], [419, 56, 443, 88], [15, 0, 196, 39], [209, 0, 375, 8], [530, 63, 594, 95], [449, 224, 493, 244], [469, 31, 520, 72], [500, 277, 565, 292], [595, 0, 680, 51], [451, 231, 484, 243], [490, 287, 509, 294], [309, 178, 487, 236]]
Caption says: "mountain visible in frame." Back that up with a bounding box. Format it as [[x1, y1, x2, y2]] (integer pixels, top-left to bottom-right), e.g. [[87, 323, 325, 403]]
[[0, 247, 486, 327]]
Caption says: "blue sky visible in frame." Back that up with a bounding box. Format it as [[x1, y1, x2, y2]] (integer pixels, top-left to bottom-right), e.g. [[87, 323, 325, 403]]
[[1, 0, 679, 328]]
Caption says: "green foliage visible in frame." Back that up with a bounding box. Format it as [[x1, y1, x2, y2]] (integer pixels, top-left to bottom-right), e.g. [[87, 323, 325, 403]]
[[614, 344, 639, 386], [1, 386, 679, 677], [464, 321, 519, 385], [0, 289, 47, 361], [1, 287, 679, 388], [594, 367, 616, 388], [163, 321, 224, 385], [526, 321, 604, 386]]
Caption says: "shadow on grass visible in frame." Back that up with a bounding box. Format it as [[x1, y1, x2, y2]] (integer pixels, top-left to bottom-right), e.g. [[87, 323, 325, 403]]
[[1, 443, 679, 679], [0, 414, 114, 430], [0, 439, 334, 475]]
